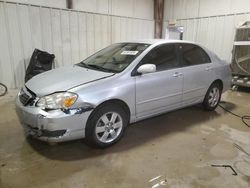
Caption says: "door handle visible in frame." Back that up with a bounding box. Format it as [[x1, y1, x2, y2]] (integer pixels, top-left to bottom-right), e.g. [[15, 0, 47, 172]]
[[205, 66, 212, 71], [172, 72, 182, 77]]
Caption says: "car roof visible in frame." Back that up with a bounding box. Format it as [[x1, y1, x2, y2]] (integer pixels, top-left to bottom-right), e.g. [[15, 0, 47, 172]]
[[119, 39, 218, 61], [121, 39, 199, 46]]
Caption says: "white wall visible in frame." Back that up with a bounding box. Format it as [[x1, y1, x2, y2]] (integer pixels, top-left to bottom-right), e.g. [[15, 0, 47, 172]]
[[3, 0, 66, 8], [164, 0, 250, 62], [0, 1, 154, 88], [74, 0, 153, 19], [164, 0, 250, 19], [4, 0, 154, 19]]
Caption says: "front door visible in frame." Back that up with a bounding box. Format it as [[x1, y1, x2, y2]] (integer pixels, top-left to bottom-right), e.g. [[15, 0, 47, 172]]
[[135, 44, 183, 118]]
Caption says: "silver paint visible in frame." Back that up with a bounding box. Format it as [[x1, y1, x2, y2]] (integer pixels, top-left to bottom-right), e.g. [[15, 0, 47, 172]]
[[15, 39, 232, 142]]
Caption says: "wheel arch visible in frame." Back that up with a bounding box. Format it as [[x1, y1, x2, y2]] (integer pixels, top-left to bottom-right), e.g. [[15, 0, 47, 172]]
[[211, 79, 223, 91], [87, 98, 131, 125], [203, 79, 223, 102]]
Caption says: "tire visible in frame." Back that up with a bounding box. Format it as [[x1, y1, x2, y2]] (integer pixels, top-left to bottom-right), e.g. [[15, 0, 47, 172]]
[[85, 104, 128, 148], [0, 83, 7, 96], [203, 82, 222, 111]]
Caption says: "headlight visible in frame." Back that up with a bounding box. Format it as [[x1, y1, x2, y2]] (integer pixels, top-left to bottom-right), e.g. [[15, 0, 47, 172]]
[[36, 92, 78, 110]]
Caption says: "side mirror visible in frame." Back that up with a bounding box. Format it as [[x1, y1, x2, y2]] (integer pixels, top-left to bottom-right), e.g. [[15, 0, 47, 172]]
[[137, 64, 156, 75]]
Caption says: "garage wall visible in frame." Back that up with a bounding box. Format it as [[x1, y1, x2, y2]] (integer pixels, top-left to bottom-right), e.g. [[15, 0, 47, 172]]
[[74, 0, 154, 19], [163, 0, 250, 63], [4, 0, 154, 19], [0, 1, 154, 88], [2, 0, 66, 9]]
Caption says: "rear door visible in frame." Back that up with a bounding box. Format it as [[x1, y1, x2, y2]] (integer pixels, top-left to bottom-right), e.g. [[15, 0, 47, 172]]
[[178, 43, 214, 106], [135, 44, 183, 118]]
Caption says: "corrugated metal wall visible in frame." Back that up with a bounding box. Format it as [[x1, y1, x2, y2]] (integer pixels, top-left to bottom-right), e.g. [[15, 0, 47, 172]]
[[163, 0, 250, 64], [174, 14, 250, 63], [0, 1, 154, 88]]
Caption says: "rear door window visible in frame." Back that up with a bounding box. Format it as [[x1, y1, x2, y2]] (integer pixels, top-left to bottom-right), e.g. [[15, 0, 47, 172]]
[[179, 44, 211, 66]]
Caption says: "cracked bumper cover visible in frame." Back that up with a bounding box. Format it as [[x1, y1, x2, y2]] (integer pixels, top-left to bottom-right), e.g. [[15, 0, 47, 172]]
[[15, 96, 93, 142]]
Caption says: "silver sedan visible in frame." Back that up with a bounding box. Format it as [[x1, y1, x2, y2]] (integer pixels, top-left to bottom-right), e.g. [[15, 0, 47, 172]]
[[16, 40, 231, 148]]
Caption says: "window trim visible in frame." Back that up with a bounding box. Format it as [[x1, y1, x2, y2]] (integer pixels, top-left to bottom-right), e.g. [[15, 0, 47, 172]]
[[131, 43, 180, 76]]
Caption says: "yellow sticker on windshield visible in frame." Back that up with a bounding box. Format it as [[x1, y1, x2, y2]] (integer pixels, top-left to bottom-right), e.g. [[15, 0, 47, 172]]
[[121, 51, 139, 55]]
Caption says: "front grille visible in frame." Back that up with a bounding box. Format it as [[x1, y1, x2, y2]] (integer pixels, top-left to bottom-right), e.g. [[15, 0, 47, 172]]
[[19, 89, 31, 105], [19, 87, 35, 106]]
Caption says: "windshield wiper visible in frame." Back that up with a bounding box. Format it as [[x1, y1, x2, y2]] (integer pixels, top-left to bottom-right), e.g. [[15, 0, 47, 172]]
[[87, 64, 116, 73], [78, 61, 90, 68], [78, 62, 117, 73]]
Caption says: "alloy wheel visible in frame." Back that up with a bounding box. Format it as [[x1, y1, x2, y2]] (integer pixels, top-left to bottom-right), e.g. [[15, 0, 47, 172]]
[[208, 87, 220, 107], [95, 112, 123, 143]]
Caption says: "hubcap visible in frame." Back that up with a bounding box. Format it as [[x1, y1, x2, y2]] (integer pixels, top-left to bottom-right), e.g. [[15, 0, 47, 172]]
[[208, 87, 220, 107], [95, 112, 123, 143]]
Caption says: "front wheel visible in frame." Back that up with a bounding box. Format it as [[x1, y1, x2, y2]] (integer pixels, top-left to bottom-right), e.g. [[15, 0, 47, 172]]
[[203, 82, 222, 111], [85, 104, 128, 148]]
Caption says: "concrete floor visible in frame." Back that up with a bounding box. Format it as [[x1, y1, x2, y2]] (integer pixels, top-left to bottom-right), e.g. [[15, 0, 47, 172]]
[[0, 89, 250, 188]]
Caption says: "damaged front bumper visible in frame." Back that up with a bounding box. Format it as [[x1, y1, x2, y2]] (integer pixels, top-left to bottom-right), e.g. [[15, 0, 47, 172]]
[[15, 95, 93, 142]]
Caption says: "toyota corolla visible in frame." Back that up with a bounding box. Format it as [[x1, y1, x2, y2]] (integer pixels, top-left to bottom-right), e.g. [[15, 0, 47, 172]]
[[16, 40, 231, 148]]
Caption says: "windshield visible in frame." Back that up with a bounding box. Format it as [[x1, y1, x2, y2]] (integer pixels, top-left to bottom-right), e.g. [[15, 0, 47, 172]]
[[77, 43, 149, 73]]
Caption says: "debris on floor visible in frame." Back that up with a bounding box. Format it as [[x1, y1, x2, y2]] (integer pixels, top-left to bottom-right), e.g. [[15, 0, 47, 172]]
[[211, 164, 238, 176], [148, 175, 167, 188]]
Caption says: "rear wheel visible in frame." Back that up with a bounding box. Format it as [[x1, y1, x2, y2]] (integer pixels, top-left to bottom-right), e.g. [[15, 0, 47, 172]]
[[203, 82, 222, 111], [0, 83, 7, 96], [85, 104, 128, 148]]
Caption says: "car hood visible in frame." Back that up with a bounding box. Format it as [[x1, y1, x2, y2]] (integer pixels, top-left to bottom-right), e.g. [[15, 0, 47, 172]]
[[25, 65, 114, 97]]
